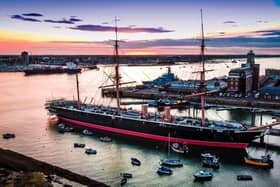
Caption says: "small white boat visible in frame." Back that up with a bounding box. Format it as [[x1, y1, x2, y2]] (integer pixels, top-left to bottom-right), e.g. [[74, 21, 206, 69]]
[[120, 173, 133, 179], [82, 129, 93, 136], [64, 126, 74, 132], [157, 166, 172, 175], [201, 153, 217, 159], [171, 143, 188, 154], [99, 136, 112, 142], [120, 178, 127, 186], [131, 157, 141, 166], [85, 148, 97, 154], [160, 158, 183, 167], [201, 152, 220, 169], [193, 170, 213, 181]]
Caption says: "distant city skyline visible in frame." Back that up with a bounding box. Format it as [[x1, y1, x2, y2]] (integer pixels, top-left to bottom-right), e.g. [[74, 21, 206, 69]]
[[0, 0, 280, 55]]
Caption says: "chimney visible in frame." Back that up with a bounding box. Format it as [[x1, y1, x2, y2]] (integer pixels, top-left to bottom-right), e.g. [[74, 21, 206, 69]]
[[141, 104, 149, 119], [163, 106, 172, 122]]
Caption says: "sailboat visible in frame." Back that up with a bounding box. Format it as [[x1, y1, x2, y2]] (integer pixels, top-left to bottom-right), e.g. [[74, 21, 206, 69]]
[[160, 132, 183, 167], [46, 12, 265, 151]]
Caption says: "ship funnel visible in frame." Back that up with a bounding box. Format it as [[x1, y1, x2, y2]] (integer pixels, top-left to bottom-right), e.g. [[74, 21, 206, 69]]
[[163, 106, 172, 122], [141, 104, 149, 119]]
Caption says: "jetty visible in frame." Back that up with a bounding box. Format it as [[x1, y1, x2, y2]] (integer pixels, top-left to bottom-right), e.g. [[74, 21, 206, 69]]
[[102, 87, 280, 110]]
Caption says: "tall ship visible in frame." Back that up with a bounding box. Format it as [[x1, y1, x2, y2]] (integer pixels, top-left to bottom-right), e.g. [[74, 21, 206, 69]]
[[46, 12, 265, 151]]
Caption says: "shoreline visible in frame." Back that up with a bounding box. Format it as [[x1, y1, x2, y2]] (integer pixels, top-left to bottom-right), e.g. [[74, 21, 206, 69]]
[[0, 147, 108, 187]]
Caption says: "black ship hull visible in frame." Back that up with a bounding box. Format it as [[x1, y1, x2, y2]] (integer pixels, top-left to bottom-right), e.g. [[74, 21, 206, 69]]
[[48, 105, 263, 150], [24, 68, 81, 75]]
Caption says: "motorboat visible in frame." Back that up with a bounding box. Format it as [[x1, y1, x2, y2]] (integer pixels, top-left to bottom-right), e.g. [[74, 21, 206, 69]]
[[131, 157, 141, 166], [201, 153, 220, 169], [85, 148, 97, 154], [2, 133, 15, 139], [160, 158, 183, 167], [157, 166, 172, 175], [64, 126, 74, 132], [171, 143, 189, 154], [99, 136, 112, 142], [244, 154, 273, 168], [237, 174, 253, 181], [74, 143, 85, 148], [193, 170, 213, 181], [201, 153, 217, 160], [120, 178, 127, 186], [57, 123, 74, 133], [120, 173, 133, 179], [202, 157, 220, 169], [82, 129, 93, 136]]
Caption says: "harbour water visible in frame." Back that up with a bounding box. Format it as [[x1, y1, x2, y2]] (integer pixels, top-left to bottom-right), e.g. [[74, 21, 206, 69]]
[[0, 58, 280, 186]]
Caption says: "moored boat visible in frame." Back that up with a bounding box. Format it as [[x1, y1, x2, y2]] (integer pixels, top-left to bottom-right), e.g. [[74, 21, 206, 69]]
[[2, 133, 16, 139], [160, 158, 183, 167], [120, 178, 127, 186], [82, 129, 93, 136], [131, 157, 141, 166], [99, 136, 112, 142], [193, 170, 213, 181], [201, 152, 220, 169], [171, 143, 189, 154], [244, 154, 273, 168], [120, 173, 133, 179], [202, 157, 220, 169], [237, 174, 253, 181], [74, 143, 85, 148], [157, 166, 172, 175], [85, 148, 97, 154]]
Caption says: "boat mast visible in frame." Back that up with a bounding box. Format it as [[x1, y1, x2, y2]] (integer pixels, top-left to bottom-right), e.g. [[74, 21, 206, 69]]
[[76, 74, 81, 109], [200, 9, 206, 126], [114, 17, 121, 115]]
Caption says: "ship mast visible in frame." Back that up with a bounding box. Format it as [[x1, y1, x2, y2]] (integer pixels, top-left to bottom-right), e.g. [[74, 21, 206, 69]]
[[200, 9, 206, 126], [76, 74, 81, 109], [114, 17, 121, 115]]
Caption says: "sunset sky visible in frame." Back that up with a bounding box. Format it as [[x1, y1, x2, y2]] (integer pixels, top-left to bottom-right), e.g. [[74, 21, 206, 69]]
[[0, 0, 280, 55]]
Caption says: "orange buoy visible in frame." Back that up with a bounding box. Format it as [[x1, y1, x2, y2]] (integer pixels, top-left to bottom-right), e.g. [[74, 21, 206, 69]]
[[48, 115, 59, 125]]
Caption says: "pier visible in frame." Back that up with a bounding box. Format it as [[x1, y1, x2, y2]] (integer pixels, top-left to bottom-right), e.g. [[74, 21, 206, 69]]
[[102, 87, 280, 110]]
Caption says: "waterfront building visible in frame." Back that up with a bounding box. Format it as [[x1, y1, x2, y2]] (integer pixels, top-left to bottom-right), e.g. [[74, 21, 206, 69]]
[[21, 51, 29, 65], [227, 50, 259, 94]]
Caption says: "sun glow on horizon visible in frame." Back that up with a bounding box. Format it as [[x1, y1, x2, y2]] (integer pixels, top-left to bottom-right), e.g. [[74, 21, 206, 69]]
[[124, 51, 157, 55]]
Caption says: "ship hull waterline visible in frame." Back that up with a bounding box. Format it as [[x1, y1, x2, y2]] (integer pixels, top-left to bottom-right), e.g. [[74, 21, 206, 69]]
[[60, 117, 249, 150]]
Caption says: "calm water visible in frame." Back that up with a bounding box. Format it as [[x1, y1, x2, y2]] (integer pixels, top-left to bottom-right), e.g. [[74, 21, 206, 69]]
[[0, 58, 280, 186]]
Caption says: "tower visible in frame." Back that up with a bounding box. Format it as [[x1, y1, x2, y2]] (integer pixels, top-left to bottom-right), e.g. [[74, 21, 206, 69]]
[[21, 51, 29, 65], [246, 50, 255, 67]]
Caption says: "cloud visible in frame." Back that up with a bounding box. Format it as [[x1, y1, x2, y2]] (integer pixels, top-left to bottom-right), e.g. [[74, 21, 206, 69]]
[[22, 13, 43, 17], [44, 19, 74, 24], [10, 15, 41, 22], [70, 24, 173, 33], [44, 17, 83, 24], [256, 20, 268, 23], [49, 33, 280, 49], [69, 17, 82, 22], [254, 29, 280, 37], [101, 22, 109, 25], [49, 27, 280, 50], [223, 21, 237, 24]]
